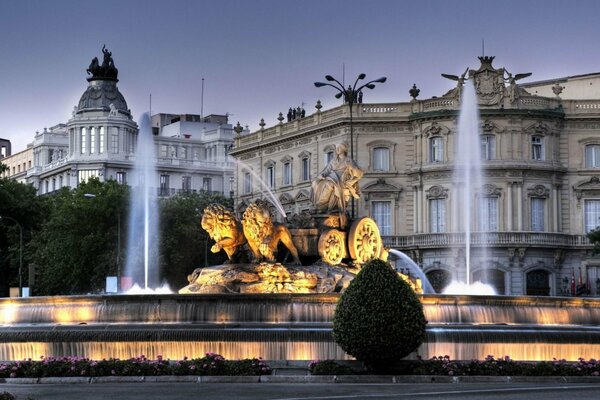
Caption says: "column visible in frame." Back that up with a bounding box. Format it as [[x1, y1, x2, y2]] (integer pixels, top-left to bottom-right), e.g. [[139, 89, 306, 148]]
[[517, 183, 523, 231], [507, 183, 513, 231], [413, 187, 418, 233]]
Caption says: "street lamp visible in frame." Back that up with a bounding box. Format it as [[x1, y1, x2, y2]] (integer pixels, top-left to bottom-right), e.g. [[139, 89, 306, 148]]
[[0, 216, 23, 297], [314, 73, 386, 218], [84, 193, 121, 291]]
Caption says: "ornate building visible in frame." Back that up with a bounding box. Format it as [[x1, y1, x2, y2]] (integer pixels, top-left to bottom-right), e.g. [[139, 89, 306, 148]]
[[2, 48, 236, 197], [230, 56, 600, 296]]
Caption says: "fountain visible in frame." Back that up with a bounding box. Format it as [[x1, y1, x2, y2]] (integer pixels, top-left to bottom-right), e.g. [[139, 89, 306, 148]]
[[443, 76, 495, 295], [124, 113, 161, 291], [4, 56, 600, 364]]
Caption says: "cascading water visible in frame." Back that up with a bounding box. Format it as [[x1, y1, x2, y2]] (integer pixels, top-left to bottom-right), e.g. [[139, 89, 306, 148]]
[[389, 249, 434, 294], [124, 113, 161, 290], [445, 79, 494, 295]]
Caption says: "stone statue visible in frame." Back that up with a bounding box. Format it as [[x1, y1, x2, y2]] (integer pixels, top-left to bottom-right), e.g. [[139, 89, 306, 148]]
[[201, 204, 247, 263], [109, 103, 118, 116], [87, 45, 118, 80], [241, 200, 301, 265], [287, 108, 292, 122], [87, 57, 100, 76], [310, 142, 364, 228]]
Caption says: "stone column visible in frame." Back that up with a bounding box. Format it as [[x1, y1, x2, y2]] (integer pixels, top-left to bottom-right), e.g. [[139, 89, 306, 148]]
[[517, 183, 523, 231], [507, 182, 513, 231], [413, 187, 418, 232]]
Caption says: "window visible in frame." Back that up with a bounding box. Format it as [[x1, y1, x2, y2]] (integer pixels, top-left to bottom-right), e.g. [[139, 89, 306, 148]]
[[283, 162, 292, 185], [266, 166, 275, 188], [160, 174, 170, 196], [373, 147, 390, 171], [531, 198, 545, 232], [585, 200, 600, 233], [116, 171, 126, 185], [160, 144, 168, 158], [78, 169, 99, 184], [430, 137, 443, 162], [480, 135, 495, 160], [81, 127, 87, 154], [586, 145, 600, 168], [326, 151, 334, 165], [202, 177, 212, 192], [532, 136, 544, 160], [430, 198, 446, 233], [59, 175, 63, 188], [372, 201, 391, 235], [111, 133, 119, 153], [99, 127, 105, 154], [477, 197, 498, 231], [182, 176, 192, 192], [302, 157, 310, 181], [244, 172, 252, 194], [90, 127, 96, 154]]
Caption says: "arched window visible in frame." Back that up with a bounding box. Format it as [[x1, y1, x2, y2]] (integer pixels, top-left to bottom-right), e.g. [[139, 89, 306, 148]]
[[473, 269, 505, 294], [426, 269, 452, 294], [526, 269, 550, 296]]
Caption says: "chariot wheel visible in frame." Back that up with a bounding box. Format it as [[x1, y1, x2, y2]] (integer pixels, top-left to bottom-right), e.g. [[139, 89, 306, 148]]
[[318, 229, 346, 265], [348, 217, 382, 264]]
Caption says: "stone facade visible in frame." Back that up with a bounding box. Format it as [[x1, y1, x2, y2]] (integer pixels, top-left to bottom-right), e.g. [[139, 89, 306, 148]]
[[230, 57, 600, 296]]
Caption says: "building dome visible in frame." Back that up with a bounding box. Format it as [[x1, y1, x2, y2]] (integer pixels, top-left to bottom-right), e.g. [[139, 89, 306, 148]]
[[75, 46, 131, 117]]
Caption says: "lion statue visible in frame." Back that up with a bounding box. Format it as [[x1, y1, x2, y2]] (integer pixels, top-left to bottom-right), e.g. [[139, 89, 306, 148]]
[[241, 200, 301, 265], [201, 204, 246, 263]]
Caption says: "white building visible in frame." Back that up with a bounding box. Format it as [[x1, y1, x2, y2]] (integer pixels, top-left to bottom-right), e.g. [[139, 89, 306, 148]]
[[3, 48, 237, 197]]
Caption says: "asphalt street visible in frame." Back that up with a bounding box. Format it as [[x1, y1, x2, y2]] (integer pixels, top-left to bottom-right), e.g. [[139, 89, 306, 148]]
[[3, 383, 600, 400]]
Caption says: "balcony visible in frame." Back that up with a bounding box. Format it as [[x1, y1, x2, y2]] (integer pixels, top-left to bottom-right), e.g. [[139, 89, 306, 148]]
[[382, 232, 592, 250]]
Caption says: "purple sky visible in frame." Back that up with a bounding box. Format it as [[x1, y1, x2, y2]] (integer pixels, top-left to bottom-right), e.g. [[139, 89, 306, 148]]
[[1, 0, 599, 152]]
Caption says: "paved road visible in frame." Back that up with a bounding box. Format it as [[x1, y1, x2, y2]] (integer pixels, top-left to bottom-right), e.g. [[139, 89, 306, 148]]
[[4, 383, 600, 400]]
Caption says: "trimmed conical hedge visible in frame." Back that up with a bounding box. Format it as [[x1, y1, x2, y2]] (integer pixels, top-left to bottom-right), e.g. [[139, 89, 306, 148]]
[[333, 259, 427, 370]]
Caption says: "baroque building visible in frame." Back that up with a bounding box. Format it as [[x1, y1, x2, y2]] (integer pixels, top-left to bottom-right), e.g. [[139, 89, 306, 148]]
[[1, 48, 236, 197], [230, 56, 600, 296]]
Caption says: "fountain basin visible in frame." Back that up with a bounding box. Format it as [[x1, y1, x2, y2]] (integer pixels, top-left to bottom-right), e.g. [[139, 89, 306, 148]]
[[2, 294, 600, 361]]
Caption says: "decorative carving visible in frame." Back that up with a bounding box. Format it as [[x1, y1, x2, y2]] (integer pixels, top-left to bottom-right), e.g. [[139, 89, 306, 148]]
[[524, 121, 550, 136], [286, 211, 317, 229], [242, 200, 301, 265], [426, 185, 449, 199], [348, 217, 383, 265], [201, 204, 247, 263], [527, 185, 550, 198], [319, 229, 346, 265], [423, 122, 450, 137], [552, 82, 565, 97], [479, 184, 502, 197], [409, 84, 420, 100]]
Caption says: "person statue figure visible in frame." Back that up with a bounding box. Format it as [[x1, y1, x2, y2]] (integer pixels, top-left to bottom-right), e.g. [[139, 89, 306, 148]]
[[300, 108, 306, 118], [310, 142, 364, 228], [292, 108, 296, 120], [287, 107, 293, 122]]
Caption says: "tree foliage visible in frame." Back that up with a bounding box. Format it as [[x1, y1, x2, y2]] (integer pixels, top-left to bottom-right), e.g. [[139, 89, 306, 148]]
[[333, 259, 427, 371], [30, 178, 128, 295], [159, 192, 230, 289], [0, 170, 44, 296]]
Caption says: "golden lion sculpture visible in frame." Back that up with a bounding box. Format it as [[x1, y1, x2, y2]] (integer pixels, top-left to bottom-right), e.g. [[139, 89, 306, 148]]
[[242, 200, 301, 265], [201, 203, 247, 263]]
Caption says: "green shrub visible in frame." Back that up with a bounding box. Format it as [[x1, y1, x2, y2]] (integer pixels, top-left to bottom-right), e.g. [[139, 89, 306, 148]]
[[0, 393, 16, 400], [308, 360, 355, 375], [333, 259, 427, 371]]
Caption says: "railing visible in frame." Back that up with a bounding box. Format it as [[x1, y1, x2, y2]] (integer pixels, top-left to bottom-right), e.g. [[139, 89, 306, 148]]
[[382, 232, 592, 249]]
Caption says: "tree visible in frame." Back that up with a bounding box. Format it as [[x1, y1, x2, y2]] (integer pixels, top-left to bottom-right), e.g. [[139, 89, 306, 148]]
[[159, 192, 230, 290], [333, 259, 427, 371], [30, 178, 128, 295], [0, 165, 45, 297]]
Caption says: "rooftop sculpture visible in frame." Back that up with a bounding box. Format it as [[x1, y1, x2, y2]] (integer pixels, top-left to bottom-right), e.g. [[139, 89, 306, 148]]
[[86, 45, 119, 81]]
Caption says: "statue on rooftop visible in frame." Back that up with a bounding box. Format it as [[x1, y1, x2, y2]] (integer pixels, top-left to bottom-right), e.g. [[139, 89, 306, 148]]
[[86, 45, 119, 80]]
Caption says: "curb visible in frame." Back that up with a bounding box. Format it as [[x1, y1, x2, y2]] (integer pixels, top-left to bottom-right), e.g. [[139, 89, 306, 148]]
[[2, 375, 600, 384]]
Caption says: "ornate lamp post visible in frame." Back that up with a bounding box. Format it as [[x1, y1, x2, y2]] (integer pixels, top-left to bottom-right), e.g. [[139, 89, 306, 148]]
[[314, 73, 386, 218], [0, 216, 23, 296]]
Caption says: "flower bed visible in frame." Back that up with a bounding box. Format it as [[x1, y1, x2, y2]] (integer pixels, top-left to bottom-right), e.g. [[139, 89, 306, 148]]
[[0, 353, 271, 378], [309, 355, 600, 376]]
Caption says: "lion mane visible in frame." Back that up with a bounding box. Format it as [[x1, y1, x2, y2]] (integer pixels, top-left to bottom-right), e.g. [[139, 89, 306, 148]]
[[201, 204, 246, 262]]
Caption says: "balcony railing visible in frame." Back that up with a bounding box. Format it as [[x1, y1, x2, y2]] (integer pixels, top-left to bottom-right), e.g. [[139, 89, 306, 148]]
[[382, 232, 592, 249]]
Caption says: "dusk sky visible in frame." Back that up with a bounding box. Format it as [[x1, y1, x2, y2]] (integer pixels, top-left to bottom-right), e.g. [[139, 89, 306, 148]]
[[1, 0, 599, 152]]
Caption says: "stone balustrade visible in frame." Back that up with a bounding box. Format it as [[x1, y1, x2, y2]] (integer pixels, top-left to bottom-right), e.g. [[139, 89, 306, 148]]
[[383, 232, 592, 249]]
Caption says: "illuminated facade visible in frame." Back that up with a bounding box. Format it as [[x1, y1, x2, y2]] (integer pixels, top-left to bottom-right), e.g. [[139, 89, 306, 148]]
[[230, 57, 600, 296]]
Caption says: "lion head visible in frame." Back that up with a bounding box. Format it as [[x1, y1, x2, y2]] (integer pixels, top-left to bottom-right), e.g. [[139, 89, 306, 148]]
[[242, 200, 276, 260], [201, 204, 246, 261]]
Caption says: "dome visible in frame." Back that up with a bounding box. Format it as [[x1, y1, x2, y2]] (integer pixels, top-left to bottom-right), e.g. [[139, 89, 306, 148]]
[[76, 80, 130, 115], [75, 46, 131, 117]]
